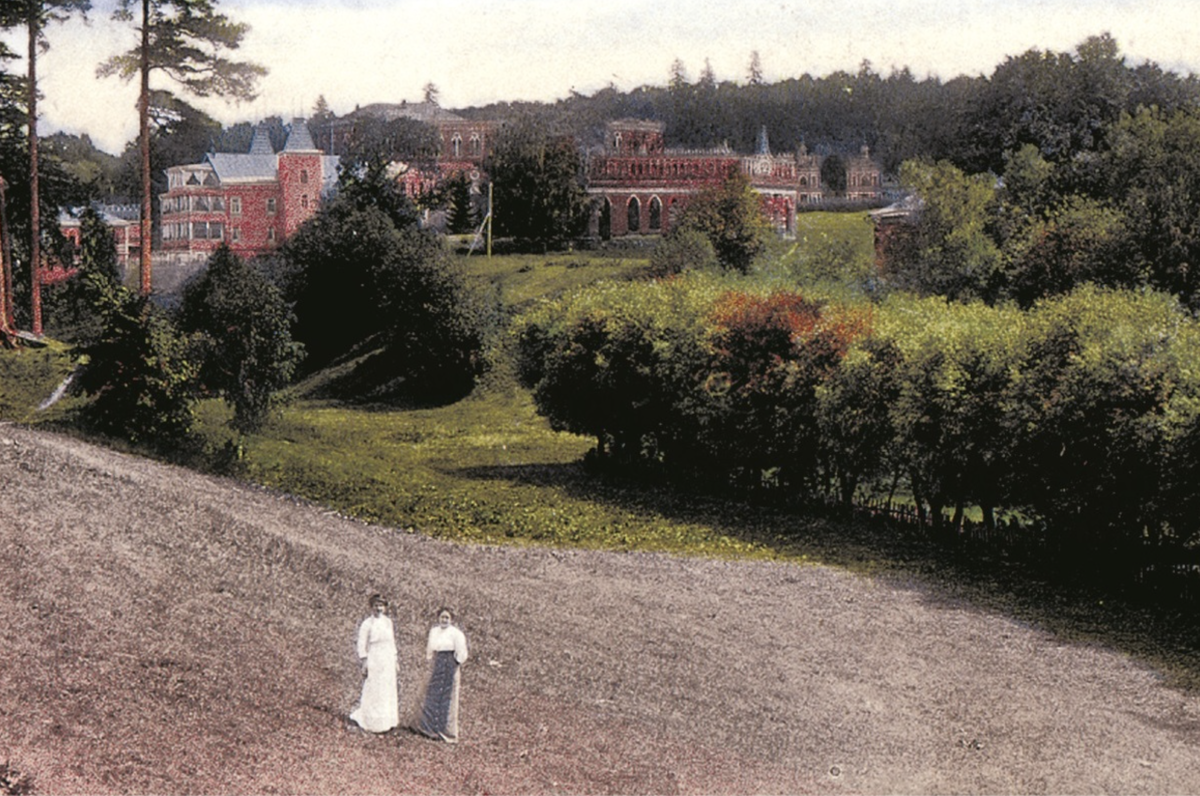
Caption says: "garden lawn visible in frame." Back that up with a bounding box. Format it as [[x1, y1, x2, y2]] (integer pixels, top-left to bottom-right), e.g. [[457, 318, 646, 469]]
[[226, 386, 775, 559]]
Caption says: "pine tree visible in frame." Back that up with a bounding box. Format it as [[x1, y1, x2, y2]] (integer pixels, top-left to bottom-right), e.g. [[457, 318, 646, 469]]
[[97, 0, 265, 296]]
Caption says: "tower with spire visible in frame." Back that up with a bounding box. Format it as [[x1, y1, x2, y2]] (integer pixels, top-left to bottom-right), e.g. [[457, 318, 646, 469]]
[[277, 118, 324, 239]]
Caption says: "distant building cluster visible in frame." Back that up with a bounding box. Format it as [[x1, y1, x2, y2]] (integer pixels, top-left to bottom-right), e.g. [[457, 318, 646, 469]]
[[64, 101, 884, 282]]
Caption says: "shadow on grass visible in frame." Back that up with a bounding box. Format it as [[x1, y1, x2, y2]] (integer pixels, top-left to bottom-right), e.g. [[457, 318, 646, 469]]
[[454, 460, 1200, 693]]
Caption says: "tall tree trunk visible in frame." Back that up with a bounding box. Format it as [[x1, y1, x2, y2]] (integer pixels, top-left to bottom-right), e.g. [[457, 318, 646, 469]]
[[28, 10, 42, 335], [138, 0, 152, 296], [951, 501, 964, 532], [0, 175, 15, 346]]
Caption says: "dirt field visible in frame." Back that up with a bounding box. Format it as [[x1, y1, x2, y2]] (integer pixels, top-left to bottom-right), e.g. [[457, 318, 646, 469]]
[[2, 421, 1200, 795]]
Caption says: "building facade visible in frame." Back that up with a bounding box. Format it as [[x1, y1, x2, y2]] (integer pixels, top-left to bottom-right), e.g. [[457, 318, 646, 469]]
[[322, 102, 496, 201], [146, 109, 882, 272], [59, 203, 142, 273], [586, 120, 883, 239], [158, 119, 339, 264]]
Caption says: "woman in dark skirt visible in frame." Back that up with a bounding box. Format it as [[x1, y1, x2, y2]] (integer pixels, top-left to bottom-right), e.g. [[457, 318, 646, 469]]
[[417, 607, 469, 743]]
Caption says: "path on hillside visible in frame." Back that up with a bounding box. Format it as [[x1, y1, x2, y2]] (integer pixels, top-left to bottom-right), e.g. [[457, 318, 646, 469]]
[[1, 422, 1199, 794]]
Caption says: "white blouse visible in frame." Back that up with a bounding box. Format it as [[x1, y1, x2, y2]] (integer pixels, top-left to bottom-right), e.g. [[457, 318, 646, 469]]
[[426, 624, 469, 664], [357, 614, 397, 659]]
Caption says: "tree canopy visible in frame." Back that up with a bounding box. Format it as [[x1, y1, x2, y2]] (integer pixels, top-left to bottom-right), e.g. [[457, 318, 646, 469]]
[[483, 114, 591, 247]]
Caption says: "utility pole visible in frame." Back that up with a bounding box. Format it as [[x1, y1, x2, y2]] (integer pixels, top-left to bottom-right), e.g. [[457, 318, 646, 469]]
[[487, 180, 493, 258]]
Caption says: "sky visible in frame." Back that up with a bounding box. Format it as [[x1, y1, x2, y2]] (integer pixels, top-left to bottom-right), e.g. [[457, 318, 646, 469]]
[[4, 0, 1200, 155]]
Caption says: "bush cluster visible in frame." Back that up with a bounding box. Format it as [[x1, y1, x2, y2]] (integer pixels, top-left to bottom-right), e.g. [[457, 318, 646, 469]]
[[516, 276, 1200, 568]]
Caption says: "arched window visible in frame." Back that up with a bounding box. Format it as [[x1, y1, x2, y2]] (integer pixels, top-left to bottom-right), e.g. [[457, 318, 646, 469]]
[[649, 197, 662, 231], [452, 134, 462, 158], [470, 134, 481, 157], [627, 197, 641, 233]]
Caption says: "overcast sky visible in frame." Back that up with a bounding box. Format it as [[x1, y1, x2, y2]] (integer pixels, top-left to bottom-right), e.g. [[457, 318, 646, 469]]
[[4, 0, 1200, 155]]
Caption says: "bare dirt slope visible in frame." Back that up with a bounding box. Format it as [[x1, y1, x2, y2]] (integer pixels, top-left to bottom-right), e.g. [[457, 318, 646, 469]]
[[2, 421, 1200, 795]]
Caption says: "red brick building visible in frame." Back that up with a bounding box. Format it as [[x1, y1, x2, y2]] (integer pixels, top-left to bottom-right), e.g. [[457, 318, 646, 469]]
[[59, 203, 142, 273], [587, 120, 882, 238], [158, 119, 338, 265], [147, 109, 880, 274], [324, 102, 496, 200]]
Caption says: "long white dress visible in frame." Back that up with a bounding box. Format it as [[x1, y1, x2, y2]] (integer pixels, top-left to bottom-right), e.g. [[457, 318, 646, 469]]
[[418, 624, 469, 740], [349, 613, 399, 732]]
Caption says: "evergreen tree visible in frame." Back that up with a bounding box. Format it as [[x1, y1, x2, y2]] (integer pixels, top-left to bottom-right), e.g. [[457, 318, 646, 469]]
[[178, 245, 303, 433], [483, 114, 590, 248], [97, 0, 265, 295]]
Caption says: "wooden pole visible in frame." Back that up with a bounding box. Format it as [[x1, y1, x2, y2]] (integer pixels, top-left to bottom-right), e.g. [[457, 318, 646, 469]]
[[486, 180, 492, 258]]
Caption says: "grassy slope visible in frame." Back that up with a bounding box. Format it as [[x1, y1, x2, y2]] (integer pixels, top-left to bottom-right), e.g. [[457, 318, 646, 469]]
[[4, 216, 1200, 695], [0, 339, 77, 424]]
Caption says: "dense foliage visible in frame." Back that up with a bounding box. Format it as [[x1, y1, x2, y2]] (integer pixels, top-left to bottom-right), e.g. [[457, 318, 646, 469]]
[[516, 276, 1200, 570], [70, 277, 197, 447], [177, 245, 303, 433], [670, 172, 774, 274], [42, 204, 120, 342], [482, 113, 591, 247], [278, 162, 494, 401]]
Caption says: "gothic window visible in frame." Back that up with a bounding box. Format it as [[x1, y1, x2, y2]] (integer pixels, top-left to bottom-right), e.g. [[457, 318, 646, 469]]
[[627, 197, 641, 233], [649, 197, 662, 231], [470, 134, 481, 157], [800, 177, 807, 187], [613, 132, 622, 151], [452, 135, 462, 158]]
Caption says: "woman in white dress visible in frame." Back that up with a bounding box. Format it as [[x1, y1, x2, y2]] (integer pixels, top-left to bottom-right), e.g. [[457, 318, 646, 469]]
[[349, 594, 400, 733], [417, 607, 469, 743]]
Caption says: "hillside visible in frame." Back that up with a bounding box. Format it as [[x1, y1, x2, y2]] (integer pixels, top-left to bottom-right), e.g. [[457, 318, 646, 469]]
[[4, 421, 1200, 794]]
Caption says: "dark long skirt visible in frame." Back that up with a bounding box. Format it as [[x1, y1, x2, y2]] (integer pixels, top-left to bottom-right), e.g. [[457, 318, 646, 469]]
[[418, 650, 460, 740]]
